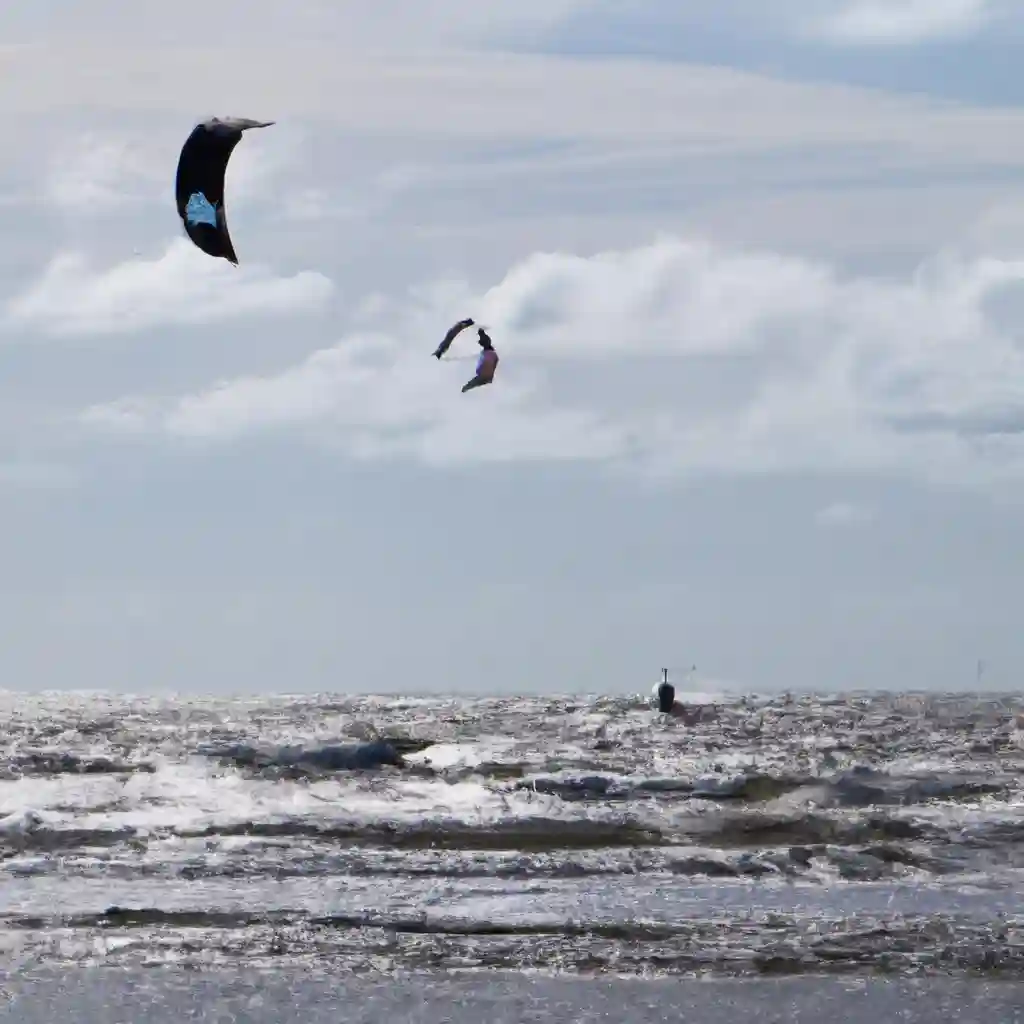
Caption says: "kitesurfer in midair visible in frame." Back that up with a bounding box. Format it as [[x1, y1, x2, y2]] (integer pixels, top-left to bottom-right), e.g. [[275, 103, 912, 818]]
[[462, 328, 499, 393], [433, 318, 474, 359]]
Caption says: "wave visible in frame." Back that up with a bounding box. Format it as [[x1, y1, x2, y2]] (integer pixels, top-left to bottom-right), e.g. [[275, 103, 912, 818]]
[[7, 907, 1024, 976], [0, 752, 154, 778], [0, 803, 1012, 868], [1, 692, 1022, 904], [201, 740, 435, 774], [510, 765, 1012, 807], [184, 817, 666, 850]]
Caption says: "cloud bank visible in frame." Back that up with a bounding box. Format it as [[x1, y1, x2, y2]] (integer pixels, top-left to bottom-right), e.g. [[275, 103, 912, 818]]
[[78, 234, 1024, 489], [5, 241, 334, 338]]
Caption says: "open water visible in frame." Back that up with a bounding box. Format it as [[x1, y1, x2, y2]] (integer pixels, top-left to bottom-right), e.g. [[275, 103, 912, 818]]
[[0, 689, 1022, 1020]]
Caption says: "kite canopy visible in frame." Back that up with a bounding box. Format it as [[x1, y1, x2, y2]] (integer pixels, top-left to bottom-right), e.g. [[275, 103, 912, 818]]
[[174, 117, 274, 265], [433, 318, 475, 359]]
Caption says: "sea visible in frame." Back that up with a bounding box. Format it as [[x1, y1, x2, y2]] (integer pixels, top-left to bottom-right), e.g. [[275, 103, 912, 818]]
[[0, 689, 1022, 1022]]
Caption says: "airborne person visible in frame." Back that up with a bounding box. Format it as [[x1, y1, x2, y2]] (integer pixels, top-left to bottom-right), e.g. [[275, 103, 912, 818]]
[[461, 328, 499, 393]]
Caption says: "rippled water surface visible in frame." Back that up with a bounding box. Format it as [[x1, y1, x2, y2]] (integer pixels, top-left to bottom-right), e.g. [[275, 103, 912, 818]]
[[0, 689, 1022, 978]]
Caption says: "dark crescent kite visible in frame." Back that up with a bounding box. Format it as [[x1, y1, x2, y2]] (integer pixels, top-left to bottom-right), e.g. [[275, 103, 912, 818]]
[[175, 117, 274, 265]]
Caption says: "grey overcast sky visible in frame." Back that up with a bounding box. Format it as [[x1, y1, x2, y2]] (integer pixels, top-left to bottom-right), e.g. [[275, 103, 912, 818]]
[[0, 0, 1023, 696]]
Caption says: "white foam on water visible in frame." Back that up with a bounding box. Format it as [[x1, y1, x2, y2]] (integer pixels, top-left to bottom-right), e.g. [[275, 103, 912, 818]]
[[0, 752, 608, 839], [401, 742, 488, 770]]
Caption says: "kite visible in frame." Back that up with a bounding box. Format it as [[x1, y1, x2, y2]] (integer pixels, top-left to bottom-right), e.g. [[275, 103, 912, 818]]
[[175, 117, 274, 264], [433, 318, 475, 359]]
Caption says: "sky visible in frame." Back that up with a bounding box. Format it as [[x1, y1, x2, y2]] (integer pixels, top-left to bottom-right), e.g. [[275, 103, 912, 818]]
[[0, 0, 1023, 696]]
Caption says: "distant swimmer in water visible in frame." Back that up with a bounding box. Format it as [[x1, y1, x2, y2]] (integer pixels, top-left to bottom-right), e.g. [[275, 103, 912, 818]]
[[462, 328, 499, 393]]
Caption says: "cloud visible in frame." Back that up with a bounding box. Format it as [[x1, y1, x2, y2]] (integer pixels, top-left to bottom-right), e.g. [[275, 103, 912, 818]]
[[43, 134, 164, 214], [4, 240, 334, 338], [816, 502, 874, 527], [81, 333, 629, 465], [77, 232, 1024, 488], [475, 238, 829, 358], [819, 0, 993, 45], [7, 38, 1024, 166]]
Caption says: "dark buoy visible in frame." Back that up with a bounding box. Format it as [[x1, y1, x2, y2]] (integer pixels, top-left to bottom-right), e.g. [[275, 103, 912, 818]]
[[656, 667, 675, 713]]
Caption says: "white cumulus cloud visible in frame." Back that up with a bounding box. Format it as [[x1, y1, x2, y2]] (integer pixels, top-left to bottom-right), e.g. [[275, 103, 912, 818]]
[[475, 237, 831, 358], [82, 333, 629, 465], [5, 240, 334, 338], [78, 234, 1024, 487]]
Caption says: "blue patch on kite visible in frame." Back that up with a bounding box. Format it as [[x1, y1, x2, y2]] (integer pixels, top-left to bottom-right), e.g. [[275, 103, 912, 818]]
[[185, 192, 218, 228]]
